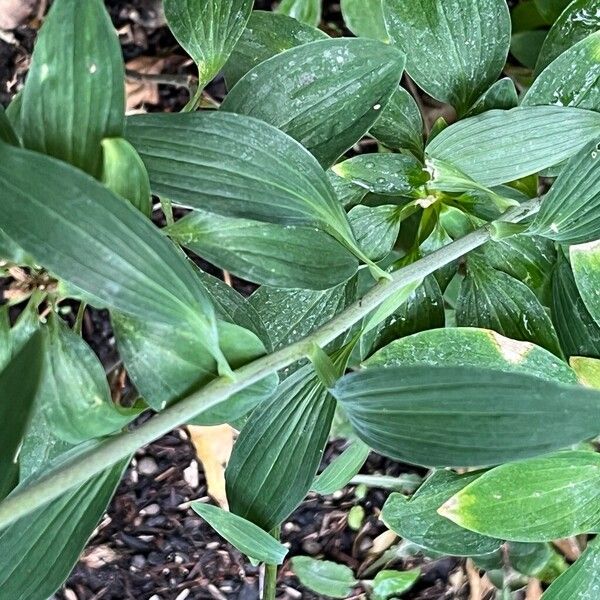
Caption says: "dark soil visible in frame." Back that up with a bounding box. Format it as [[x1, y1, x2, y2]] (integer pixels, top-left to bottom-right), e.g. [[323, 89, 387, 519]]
[[0, 2, 497, 598]]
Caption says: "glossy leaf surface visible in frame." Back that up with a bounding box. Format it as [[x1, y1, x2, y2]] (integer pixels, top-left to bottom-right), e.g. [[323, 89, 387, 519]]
[[312, 440, 370, 495], [341, 0, 389, 42], [291, 556, 357, 598], [371, 569, 420, 600], [348, 205, 401, 262], [571, 241, 600, 326], [276, 0, 321, 25]]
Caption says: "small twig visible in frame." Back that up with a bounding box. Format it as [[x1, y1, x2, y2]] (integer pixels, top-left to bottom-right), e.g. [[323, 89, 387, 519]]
[[466, 559, 482, 600], [222, 270, 233, 287], [125, 68, 196, 91]]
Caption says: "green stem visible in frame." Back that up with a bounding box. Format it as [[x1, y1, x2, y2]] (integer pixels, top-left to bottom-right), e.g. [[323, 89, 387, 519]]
[[0, 199, 541, 530], [263, 527, 280, 600]]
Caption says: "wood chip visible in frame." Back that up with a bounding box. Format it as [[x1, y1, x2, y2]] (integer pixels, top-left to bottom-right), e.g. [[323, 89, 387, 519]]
[[81, 544, 119, 569]]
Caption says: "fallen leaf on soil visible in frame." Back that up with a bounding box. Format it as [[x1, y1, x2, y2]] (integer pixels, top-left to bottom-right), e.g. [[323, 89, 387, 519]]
[[0, 0, 37, 30], [188, 424, 234, 509], [81, 544, 119, 568], [125, 56, 166, 110]]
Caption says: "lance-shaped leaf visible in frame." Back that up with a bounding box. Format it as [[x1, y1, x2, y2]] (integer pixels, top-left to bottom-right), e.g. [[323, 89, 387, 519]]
[[366, 327, 577, 383], [535, 0, 577, 23], [542, 538, 600, 599], [167, 210, 358, 290], [19, 0, 124, 177], [127, 112, 355, 248], [553, 252, 600, 358], [163, 0, 253, 90], [370, 87, 424, 157], [221, 38, 406, 167], [0, 459, 128, 600], [571, 241, 600, 327], [382, 0, 511, 115], [101, 137, 151, 216], [291, 557, 357, 598], [456, 258, 562, 356], [0, 105, 18, 146], [511, 30, 548, 69], [524, 31, 600, 111], [312, 440, 371, 495], [341, 0, 389, 42], [223, 11, 327, 88], [226, 366, 337, 530], [331, 366, 600, 467], [0, 332, 43, 501], [425, 106, 600, 187], [535, 0, 600, 74], [41, 314, 139, 444], [382, 470, 501, 556], [440, 451, 600, 541], [531, 139, 600, 244], [276, 0, 321, 26], [348, 205, 401, 262], [0, 143, 225, 368], [191, 503, 288, 563], [466, 78, 518, 117]]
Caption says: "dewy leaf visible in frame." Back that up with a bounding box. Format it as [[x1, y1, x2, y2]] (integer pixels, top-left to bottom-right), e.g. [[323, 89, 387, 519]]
[[536, 0, 600, 74], [425, 106, 600, 187], [223, 11, 327, 89], [163, 0, 253, 89], [40, 314, 139, 444], [571, 241, 600, 327], [370, 86, 425, 157], [331, 365, 600, 467], [0, 144, 224, 369], [441, 451, 600, 541], [291, 556, 357, 599], [531, 139, 600, 244], [167, 210, 358, 290], [0, 459, 128, 600], [101, 137, 152, 217], [553, 252, 600, 358], [191, 503, 288, 564], [19, 0, 124, 177], [348, 205, 401, 262], [312, 440, 371, 495], [225, 366, 336, 530], [221, 38, 406, 167], [542, 537, 600, 599], [382, 470, 501, 557], [276, 0, 321, 26], [371, 569, 420, 600], [127, 112, 355, 249], [382, 0, 511, 115], [0, 331, 43, 501], [524, 31, 600, 111], [456, 258, 562, 357], [366, 327, 578, 385], [341, 0, 389, 42]]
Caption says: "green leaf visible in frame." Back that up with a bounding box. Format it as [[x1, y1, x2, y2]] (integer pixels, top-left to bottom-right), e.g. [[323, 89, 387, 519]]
[[382, 471, 501, 556], [0, 332, 43, 500], [0, 307, 10, 371], [19, 0, 124, 177], [127, 112, 356, 249], [0, 105, 19, 146], [348, 205, 401, 262], [466, 78, 519, 117], [223, 11, 327, 88], [167, 210, 358, 290], [536, 0, 600, 74], [114, 316, 277, 423], [163, 0, 253, 89], [225, 366, 336, 530], [370, 568, 420, 600], [0, 459, 128, 600], [331, 365, 600, 467], [276, 0, 321, 26], [552, 252, 600, 358], [40, 314, 139, 444], [370, 86, 424, 157], [382, 0, 511, 115], [312, 440, 370, 495], [101, 137, 151, 216], [510, 30, 548, 69], [221, 38, 406, 167], [542, 538, 600, 599], [571, 241, 600, 327], [531, 139, 600, 244], [425, 106, 600, 187], [441, 451, 600, 541], [366, 327, 578, 384], [341, 0, 389, 42], [0, 143, 225, 370], [571, 356, 600, 388], [191, 502, 288, 564], [291, 556, 357, 598], [456, 258, 562, 356], [509, 542, 568, 582], [535, 0, 574, 23], [524, 31, 600, 111]]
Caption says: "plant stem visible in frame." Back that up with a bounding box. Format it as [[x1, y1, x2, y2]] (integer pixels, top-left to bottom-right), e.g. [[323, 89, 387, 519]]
[[263, 527, 280, 600], [0, 199, 541, 530]]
